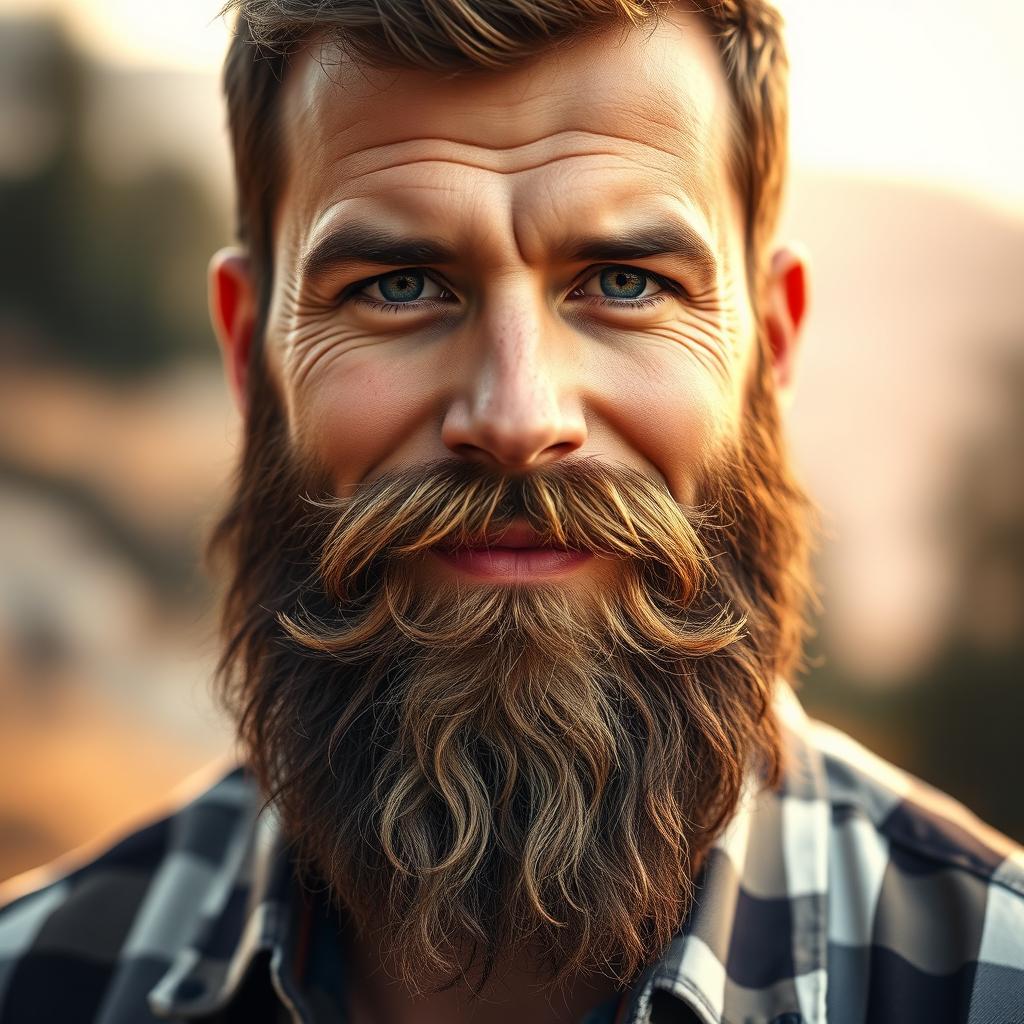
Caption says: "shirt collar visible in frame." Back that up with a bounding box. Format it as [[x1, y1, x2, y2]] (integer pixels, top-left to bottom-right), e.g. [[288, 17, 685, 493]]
[[148, 683, 829, 1024], [147, 783, 311, 1021]]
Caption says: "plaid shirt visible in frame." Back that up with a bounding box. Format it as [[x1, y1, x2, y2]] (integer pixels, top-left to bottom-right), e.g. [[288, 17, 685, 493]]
[[1, 684, 1022, 1024]]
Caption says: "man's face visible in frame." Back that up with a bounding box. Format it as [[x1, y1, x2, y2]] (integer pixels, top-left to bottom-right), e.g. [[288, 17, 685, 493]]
[[208, 7, 810, 993], [263, 8, 755, 544]]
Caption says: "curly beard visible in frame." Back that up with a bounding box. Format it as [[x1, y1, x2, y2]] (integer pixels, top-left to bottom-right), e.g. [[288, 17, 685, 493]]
[[206, 353, 816, 995]]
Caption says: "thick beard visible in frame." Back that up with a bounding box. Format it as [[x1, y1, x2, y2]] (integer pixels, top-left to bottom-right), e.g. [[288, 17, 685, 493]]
[[206, 351, 817, 995]]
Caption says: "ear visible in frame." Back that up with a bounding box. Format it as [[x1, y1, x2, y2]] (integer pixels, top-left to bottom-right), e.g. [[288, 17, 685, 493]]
[[762, 243, 810, 408], [208, 247, 257, 417]]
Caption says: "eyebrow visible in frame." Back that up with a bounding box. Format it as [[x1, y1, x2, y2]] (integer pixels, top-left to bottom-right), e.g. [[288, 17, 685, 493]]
[[299, 219, 718, 284], [300, 224, 458, 284], [563, 223, 718, 281]]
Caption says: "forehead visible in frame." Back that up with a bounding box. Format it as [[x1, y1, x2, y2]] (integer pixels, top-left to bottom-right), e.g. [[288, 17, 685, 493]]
[[275, 10, 736, 261]]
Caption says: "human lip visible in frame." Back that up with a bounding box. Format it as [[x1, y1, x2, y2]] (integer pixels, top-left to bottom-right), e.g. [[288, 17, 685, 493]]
[[431, 524, 591, 581]]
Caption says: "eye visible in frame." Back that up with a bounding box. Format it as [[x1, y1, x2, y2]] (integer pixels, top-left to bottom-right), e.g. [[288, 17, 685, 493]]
[[574, 265, 669, 303], [357, 269, 448, 304]]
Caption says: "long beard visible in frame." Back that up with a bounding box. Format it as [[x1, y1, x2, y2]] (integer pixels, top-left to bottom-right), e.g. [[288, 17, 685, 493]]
[[207, 357, 816, 994]]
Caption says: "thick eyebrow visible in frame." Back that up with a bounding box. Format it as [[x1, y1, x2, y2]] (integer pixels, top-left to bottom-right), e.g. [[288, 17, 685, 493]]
[[563, 223, 718, 282], [299, 219, 718, 286], [299, 222, 458, 283]]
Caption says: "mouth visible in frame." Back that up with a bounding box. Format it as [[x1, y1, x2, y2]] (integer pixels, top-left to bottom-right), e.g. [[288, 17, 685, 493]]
[[431, 522, 592, 581]]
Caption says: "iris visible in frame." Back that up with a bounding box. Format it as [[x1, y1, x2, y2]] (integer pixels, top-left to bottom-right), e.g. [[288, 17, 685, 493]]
[[378, 270, 425, 302], [600, 267, 647, 299]]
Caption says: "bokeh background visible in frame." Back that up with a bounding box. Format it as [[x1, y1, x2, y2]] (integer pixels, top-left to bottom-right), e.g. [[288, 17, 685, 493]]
[[1, 0, 1022, 884]]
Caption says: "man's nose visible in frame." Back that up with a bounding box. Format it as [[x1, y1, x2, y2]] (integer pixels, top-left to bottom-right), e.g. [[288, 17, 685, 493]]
[[440, 294, 587, 471]]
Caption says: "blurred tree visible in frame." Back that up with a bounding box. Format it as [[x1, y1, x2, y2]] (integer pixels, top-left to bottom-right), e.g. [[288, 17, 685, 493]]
[[0, 18, 223, 376]]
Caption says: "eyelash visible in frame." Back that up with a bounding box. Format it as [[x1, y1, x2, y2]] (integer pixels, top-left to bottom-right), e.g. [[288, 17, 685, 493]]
[[340, 266, 681, 315]]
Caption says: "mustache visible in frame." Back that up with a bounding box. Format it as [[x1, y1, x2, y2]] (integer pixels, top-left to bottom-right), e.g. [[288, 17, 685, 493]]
[[310, 455, 716, 589], [282, 454, 747, 661]]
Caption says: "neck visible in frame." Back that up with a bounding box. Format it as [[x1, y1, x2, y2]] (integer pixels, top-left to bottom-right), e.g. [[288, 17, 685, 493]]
[[343, 925, 625, 1024]]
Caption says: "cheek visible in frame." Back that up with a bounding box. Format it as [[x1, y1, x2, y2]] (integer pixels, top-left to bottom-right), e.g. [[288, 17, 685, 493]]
[[588, 340, 740, 506], [285, 348, 439, 490]]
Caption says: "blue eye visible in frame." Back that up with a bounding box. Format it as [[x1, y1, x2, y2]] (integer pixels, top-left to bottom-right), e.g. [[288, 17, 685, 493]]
[[377, 270, 425, 302], [576, 265, 666, 305], [353, 269, 449, 309], [599, 267, 647, 299]]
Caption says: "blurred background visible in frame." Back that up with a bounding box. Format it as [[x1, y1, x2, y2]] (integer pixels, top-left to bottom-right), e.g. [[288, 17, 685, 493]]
[[0, 0, 1021, 883]]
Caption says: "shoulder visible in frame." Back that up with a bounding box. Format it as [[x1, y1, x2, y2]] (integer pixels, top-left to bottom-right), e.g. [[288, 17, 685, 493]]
[[806, 716, 1024, 1022], [0, 761, 258, 1024]]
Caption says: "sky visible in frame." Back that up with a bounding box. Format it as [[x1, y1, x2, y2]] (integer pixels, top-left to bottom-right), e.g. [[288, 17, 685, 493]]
[[2, 0, 1023, 216]]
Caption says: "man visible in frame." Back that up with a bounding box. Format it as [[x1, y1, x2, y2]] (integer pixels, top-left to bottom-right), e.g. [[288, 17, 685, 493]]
[[1, 1, 1022, 1021]]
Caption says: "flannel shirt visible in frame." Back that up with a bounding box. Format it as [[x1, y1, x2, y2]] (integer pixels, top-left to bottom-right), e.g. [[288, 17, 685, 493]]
[[1, 684, 1022, 1024]]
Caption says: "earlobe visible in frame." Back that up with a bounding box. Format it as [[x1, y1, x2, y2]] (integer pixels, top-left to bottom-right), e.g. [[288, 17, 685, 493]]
[[208, 247, 257, 416], [763, 243, 810, 405]]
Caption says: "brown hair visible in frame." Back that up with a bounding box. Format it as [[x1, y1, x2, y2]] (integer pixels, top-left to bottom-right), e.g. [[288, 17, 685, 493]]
[[220, 0, 789, 338]]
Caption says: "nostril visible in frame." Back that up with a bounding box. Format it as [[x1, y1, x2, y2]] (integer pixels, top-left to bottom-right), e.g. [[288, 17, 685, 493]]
[[450, 442, 491, 463], [547, 441, 579, 457]]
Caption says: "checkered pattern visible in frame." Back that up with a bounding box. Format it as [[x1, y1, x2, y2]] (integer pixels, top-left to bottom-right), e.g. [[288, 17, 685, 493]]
[[1, 684, 1022, 1023]]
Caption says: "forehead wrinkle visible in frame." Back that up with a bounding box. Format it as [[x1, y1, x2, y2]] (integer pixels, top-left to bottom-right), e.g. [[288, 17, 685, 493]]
[[336, 147, 690, 187], [294, 104, 714, 168], [307, 120, 704, 161], [281, 50, 723, 184], [297, 139, 715, 245], [277, 14, 733, 266]]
